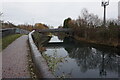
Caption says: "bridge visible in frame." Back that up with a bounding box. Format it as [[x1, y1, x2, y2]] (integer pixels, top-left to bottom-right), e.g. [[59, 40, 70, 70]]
[[35, 28, 73, 33]]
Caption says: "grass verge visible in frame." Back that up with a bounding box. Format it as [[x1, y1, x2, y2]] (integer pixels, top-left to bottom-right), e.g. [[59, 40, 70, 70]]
[[0, 34, 22, 51], [74, 35, 120, 47]]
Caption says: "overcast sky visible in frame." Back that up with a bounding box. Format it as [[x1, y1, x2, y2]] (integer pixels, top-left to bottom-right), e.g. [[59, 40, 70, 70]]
[[0, 0, 119, 27]]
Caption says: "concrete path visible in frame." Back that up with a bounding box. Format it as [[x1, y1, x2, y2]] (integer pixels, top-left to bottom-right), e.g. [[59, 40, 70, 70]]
[[2, 35, 30, 78]]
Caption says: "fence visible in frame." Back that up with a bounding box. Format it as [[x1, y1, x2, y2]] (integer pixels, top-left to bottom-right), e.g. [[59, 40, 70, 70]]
[[0, 28, 30, 38]]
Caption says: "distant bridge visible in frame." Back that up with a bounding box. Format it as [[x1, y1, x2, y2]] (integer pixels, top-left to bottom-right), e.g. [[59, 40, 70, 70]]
[[36, 28, 73, 33]]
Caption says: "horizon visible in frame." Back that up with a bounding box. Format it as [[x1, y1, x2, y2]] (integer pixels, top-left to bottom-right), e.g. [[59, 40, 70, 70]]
[[0, 0, 119, 28]]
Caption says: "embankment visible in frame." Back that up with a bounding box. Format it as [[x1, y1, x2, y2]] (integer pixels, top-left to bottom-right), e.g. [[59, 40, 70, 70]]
[[74, 35, 120, 49], [28, 30, 54, 78]]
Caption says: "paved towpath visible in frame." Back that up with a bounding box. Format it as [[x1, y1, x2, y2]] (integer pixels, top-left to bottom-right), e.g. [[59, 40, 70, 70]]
[[2, 35, 30, 78]]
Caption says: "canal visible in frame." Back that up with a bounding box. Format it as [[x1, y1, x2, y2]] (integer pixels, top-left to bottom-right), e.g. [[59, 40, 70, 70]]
[[41, 35, 119, 78]]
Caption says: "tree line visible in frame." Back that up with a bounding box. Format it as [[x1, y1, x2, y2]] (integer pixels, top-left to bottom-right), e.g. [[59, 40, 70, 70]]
[[62, 8, 120, 47], [0, 12, 49, 30], [0, 21, 49, 31]]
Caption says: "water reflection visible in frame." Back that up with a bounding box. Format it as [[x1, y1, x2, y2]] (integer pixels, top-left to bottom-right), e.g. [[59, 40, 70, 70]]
[[43, 36, 119, 78]]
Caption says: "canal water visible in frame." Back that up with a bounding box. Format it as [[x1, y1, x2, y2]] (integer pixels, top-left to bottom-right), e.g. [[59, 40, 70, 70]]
[[42, 35, 120, 78]]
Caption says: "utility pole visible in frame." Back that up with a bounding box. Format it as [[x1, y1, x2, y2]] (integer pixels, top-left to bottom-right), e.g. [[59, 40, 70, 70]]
[[101, 0, 109, 27]]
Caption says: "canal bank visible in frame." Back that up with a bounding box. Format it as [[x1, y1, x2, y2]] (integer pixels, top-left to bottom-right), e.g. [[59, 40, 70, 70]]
[[28, 30, 55, 78], [60, 32, 120, 48], [73, 35, 120, 49]]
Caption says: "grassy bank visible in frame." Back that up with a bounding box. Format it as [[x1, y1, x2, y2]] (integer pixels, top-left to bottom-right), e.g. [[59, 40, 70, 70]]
[[74, 35, 120, 48], [1, 34, 22, 51], [32, 32, 51, 48]]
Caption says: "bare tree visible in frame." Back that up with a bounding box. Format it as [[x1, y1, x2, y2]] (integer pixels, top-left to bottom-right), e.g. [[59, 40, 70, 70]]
[[80, 8, 102, 28]]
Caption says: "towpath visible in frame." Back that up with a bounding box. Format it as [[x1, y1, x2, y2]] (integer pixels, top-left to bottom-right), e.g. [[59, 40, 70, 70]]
[[2, 35, 30, 78]]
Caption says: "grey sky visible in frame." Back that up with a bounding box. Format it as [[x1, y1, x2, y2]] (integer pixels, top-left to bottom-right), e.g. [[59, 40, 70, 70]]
[[0, 0, 119, 27]]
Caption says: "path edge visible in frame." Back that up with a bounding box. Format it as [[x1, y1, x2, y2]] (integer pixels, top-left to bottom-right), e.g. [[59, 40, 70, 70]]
[[28, 30, 55, 78]]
